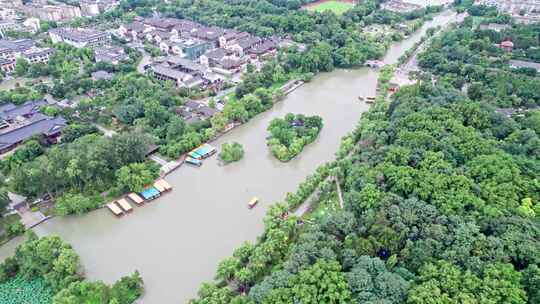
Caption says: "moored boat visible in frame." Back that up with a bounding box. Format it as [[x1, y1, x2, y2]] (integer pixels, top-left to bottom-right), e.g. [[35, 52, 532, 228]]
[[185, 156, 202, 166], [248, 197, 259, 209], [366, 96, 376, 104]]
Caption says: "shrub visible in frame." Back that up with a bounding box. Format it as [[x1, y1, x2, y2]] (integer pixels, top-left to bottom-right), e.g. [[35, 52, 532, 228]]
[[219, 142, 245, 164]]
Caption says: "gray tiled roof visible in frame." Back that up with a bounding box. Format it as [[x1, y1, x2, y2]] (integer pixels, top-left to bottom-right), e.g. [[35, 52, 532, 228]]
[[0, 39, 35, 52], [0, 100, 47, 121], [0, 116, 66, 150], [204, 48, 229, 60], [50, 28, 109, 42], [167, 56, 208, 72], [152, 64, 189, 80]]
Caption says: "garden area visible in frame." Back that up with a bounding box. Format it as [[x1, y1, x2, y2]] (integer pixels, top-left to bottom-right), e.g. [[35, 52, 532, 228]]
[[302, 0, 355, 15], [267, 113, 323, 162]]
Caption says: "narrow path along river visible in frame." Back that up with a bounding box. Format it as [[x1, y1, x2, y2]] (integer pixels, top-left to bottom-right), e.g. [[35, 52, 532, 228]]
[[0, 9, 457, 304]]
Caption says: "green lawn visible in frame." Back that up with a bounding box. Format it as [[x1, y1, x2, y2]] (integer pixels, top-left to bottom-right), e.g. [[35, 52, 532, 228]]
[[305, 1, 354, 15]]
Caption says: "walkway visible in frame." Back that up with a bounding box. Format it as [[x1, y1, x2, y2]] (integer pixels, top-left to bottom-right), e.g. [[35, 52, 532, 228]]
[[149, 154, 169, 166], [94, 124, 118, 138], [137, 52, 152, 74], [17, 206, 48, 229]]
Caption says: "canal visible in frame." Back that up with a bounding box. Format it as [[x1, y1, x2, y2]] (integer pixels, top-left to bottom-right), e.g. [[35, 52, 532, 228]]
[[0, 9, 458, 304]]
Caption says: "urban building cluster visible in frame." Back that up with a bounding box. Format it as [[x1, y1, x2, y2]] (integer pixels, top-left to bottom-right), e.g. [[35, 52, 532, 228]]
[[1, 0, 118, 22], [475, 0, 540, 23], [118, 17, 288, 89], [0, 38, 54, 73]]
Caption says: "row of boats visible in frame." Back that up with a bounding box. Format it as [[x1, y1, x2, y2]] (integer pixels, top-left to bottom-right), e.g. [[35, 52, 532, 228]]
[[185, 143, 217, 166], [358, 96, 376, 103], [106, 179, 173, 217]]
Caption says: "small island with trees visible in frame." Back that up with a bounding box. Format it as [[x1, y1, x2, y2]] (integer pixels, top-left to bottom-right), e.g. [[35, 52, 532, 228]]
[[267, 113, 323, 162], [219, 142, 245, 164]]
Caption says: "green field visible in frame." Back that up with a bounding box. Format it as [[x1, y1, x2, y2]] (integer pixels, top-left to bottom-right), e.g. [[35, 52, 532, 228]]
[[0, 276, 53, 304], [305, 1, 354, 15]]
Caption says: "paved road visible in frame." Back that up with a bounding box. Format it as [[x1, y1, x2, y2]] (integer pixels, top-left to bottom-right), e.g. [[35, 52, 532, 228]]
[[137, 52, 152, 74]]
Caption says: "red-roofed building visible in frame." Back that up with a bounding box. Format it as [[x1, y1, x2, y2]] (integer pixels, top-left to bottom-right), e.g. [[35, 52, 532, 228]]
[[499, 40, 514, 52]]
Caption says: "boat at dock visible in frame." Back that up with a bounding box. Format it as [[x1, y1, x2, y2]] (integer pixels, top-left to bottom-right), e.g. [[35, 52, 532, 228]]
[[154, 179, 172, 193], [116, 198, 133, 213], [358, 96, 365, 101], [188, 143, 216, 160], [248, 197, 259, 209], [106, 202, 123, 217], [185, 157, 202, 166], [128, 193, 145, 206], [140, 187, 161, 201], [365, 96, 376, 104]]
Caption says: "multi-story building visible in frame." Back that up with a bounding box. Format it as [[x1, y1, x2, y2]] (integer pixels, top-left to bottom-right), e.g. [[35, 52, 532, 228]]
[[0, 58, 15, 74], [49, 28, 111, 49], [152, 64, 202, 88], [0, 8, 17, 21], [80, 0, 100, 17], [0, 0, 23, 9], [0, 39, 35, 60], [0, 21, 19, 38], [22, 18, 41, 33], [94, 46, 128, 65], [21, 4, 81, 22], [160, 38, 211, 59], [22, 47, 54, 64]]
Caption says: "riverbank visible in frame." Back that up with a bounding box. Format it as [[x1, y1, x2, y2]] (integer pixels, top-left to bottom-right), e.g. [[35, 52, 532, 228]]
[[0, 9, 458, 303], [26, 68, 375, 303]]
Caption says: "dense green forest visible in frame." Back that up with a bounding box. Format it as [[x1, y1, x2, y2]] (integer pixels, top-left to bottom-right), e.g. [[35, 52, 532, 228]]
[[0, 232, 144, 303], [190, 9, 540, 304]]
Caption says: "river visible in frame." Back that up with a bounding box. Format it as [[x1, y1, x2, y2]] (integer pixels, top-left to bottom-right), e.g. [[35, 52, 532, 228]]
[[0, 10, 456, 304]]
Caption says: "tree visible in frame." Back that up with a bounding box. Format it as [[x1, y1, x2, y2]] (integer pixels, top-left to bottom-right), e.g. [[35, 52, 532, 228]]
[[110, 271, 144, 304], [265, 260, 351, 304], [211, 113, 228, 132], [54, 193, 102, 216], [116, 162, 159, 193], [219, 142, 245, 164], [223, 99, 249, 123], [14, 58, 29, 77], [346, 256, 409, 303], [407, 261, 526, 304], [523, 265, 540, 304]]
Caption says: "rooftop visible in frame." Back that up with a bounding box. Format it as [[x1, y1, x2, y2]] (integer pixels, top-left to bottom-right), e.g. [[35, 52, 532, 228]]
[[509, 59, 540, 71], [0, 116, 66, 151], [91, 70, 115, 80], [0, 100, 47, 121], [0, 39, 35, 53], [50, 27, 109, 42], [152, 64, 190, 80]]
